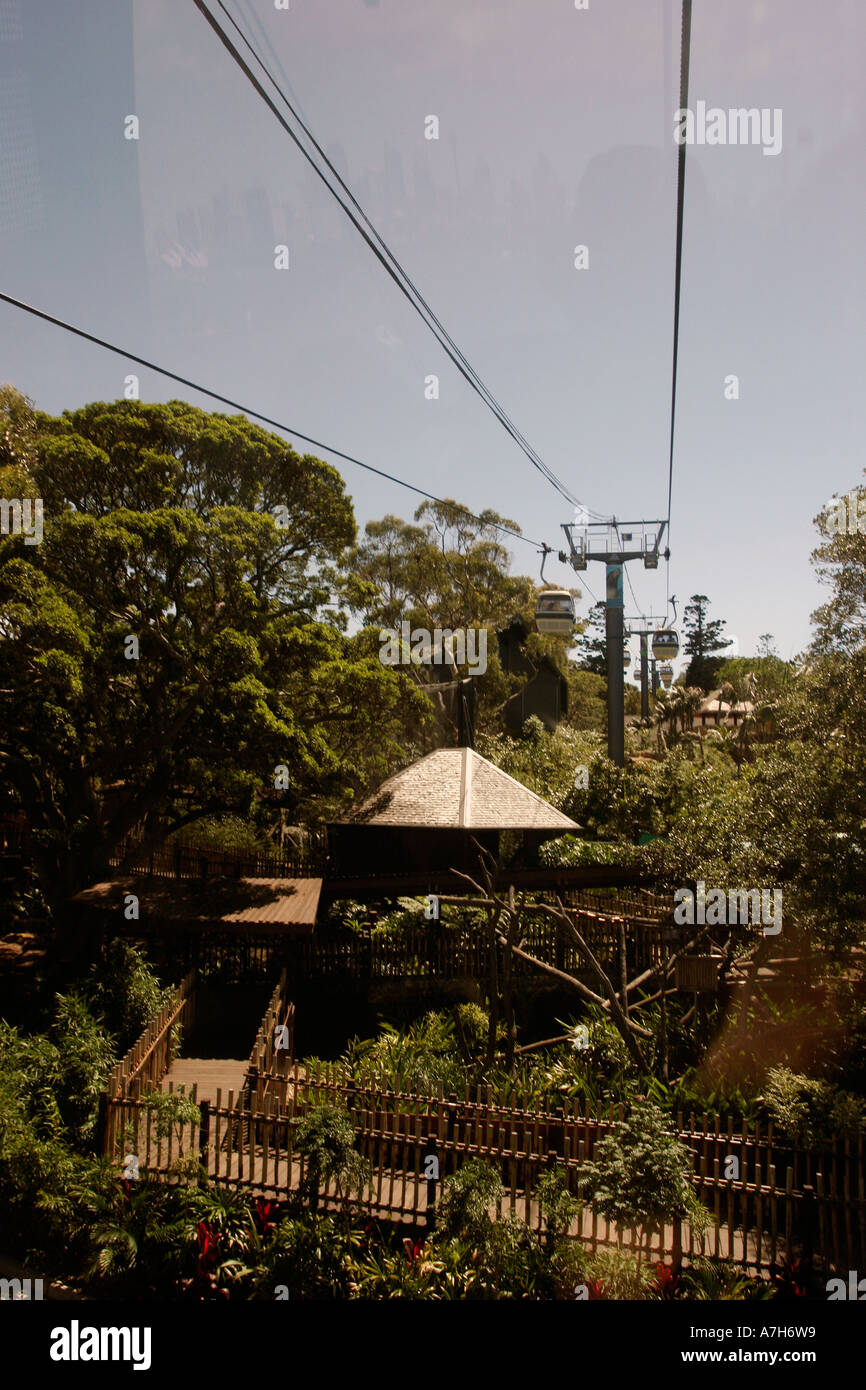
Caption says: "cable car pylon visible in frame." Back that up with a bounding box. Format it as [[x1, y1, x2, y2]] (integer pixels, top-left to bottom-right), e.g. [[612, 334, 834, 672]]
[[561, 519, 669, 764]]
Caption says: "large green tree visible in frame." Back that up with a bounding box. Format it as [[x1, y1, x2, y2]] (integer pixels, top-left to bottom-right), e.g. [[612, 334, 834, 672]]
[[0, 397, 425, 909], [346, 500, 536, 634], [572, 600, 607, 676], [346, 500, 579, 736], [682, 594, 731, 691]]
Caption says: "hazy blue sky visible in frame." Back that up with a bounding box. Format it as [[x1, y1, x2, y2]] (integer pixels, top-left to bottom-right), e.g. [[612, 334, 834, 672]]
[[2, 0, 864, 668]]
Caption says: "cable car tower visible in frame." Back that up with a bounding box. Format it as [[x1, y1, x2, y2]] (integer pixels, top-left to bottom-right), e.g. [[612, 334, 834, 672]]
[[561, 518, 669, 765], [625, 612, 670, 717], [625, 601, 679, 717]]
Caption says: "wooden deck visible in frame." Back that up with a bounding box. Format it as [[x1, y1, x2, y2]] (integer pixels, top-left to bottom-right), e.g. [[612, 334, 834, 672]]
[[161, 1058, 248, 1106]]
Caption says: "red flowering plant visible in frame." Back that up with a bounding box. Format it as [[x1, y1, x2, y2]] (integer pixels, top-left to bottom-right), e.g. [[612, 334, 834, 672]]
[[178, 1220, 229, 1299], [653, 1262, 681, 1300], [252, 1199, 278, 1239], [771, 1256, 809, 1299]]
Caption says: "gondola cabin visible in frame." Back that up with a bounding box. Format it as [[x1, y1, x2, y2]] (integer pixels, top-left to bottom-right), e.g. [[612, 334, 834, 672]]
[[659, 662, 674, 688], [534, 589, 575, 635], [652, 629, 679, 661]]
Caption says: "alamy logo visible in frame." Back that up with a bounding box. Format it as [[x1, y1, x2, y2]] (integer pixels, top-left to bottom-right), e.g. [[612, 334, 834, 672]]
[[0, 497, 43, 545], [49, 1321, 152, 1371], [823, 491, 866, 537], [674, 881, 782, 935], [379, 621, 487, 676], [827, 1271, 866, 1300], [674, 102, 782, 156], [0, 1277, 44, 1300]]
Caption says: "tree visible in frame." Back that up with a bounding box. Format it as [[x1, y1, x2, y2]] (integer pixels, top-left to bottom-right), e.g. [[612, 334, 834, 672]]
[[581, 1098, 710, 1268], [682, 594, 731, 691], [347, 500, 535, 635], [0, 397, 427, 910], [346, 500, 577, 738], [572, 600, 607, 675], [0, 383, 39, 482]]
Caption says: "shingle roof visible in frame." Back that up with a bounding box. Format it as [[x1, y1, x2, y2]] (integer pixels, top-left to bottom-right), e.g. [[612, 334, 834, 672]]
[[699, 689, 755, 715], [336, 747, 579, 832]]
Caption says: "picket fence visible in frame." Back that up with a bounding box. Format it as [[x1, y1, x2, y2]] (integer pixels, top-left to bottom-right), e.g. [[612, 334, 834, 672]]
[[102, 1055, 865, 1276]]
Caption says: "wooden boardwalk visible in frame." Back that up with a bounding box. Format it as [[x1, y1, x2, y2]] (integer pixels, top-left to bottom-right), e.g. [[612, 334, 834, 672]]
[[161, 1058, 248, 1106]]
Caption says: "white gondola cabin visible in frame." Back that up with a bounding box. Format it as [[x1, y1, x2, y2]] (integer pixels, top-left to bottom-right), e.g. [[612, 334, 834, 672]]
[[534, 589, 575, 635], [652, 629, 679, 661], [659, 662, 674, 688]]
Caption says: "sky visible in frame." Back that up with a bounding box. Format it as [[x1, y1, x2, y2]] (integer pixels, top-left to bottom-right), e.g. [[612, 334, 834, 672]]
[[1, 0, 864, 671]]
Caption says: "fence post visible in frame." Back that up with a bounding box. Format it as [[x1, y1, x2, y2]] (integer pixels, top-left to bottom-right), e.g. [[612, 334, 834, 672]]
[[198, 1101, 211, 1180], [672, 1218, 683, 1275], [800, 1183, 816, 1269], [424, 1137, 439, 1231]]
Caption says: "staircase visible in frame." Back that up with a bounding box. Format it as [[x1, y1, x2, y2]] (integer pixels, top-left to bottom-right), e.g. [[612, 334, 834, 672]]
[[161, 1057, 248, 1106]]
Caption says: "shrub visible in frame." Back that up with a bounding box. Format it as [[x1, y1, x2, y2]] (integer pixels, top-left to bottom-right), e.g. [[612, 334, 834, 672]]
[[765, 1066, 865, 1146], [580, 1098, 710, 1264], [294, 1104, 368, 1212]]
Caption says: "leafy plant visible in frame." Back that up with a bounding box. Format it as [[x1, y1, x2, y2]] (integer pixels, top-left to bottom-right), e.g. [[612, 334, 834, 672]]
[[293, 1104, 369, 1213], [580, 1099, 711, 1266]]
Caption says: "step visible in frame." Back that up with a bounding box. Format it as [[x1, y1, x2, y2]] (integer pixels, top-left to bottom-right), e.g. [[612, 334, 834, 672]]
[[161, 1058, 248, 1106]]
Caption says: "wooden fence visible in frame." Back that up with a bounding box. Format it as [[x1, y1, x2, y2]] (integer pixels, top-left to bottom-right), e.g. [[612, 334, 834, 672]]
[[100, 1052, 865, 1276], [102, 971, 196, 1101], [283, 915, 666, 983], [560, 886, 670, 921], [109, 841, 322, 881], [245, 970, 295, 1079], [110, 910, 670, 988]]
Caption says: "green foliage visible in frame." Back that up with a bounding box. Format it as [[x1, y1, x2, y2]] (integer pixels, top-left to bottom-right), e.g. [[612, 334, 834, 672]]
[[716, 654, 792, 703], [253, 1214, 356, 1299], [536, 1165, 581, 1248], [765, 1066, 865, 1146], [434, 1158, 503, 1248], [683, 594, 732, 691], [678, 1257, 775, 1301], [49, 993, 116, 1148], [344, 1012, 465, 1093], [139, 1088, 202, 1144], [584, 1246, 657, 1299], [86, 940, 172, 1054], [293, 1104, 369, 1211], [452, 1003, 490, 1059], [572, 600, 607, 676], [167, 814, 272, 857], [83, 1173, 191, 1292], [581, 1099, 711, 1245], [566, 667, 608, 732], [0, 397, 427, 908], [476, 721, 599, 811]]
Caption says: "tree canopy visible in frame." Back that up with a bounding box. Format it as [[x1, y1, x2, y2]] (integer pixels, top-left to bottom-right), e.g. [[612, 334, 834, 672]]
[[0, 397, 426, 908], [682, 594, 731, 690]]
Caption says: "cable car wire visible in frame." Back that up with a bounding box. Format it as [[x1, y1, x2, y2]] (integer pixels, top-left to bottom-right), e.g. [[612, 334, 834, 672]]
[[666, 0, 691, 600], [0, 288, 547, 551], [193, 0, 607, 520]]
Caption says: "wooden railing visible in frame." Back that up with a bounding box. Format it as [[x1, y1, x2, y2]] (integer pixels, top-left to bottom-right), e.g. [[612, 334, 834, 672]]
[[109, 841, 324, 881], [101, 1056, 866, 1276], [284, 915, 666, 982], [104, 971, 196, 1099]]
